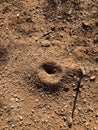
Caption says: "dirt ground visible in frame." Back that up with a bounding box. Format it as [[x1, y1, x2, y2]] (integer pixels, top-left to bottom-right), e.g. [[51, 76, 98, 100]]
[[0, 0, 98, 130]]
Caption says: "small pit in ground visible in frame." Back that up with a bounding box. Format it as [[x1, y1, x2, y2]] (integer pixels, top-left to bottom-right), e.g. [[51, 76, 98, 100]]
[[42, 62, 62, 74]]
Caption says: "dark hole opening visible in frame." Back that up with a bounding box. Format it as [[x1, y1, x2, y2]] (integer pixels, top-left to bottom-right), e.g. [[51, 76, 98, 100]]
[[42, 62, 61, 74]]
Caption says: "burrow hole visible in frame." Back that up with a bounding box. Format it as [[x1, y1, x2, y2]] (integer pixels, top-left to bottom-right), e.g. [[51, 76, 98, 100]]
[[42, 62, 62, 74]]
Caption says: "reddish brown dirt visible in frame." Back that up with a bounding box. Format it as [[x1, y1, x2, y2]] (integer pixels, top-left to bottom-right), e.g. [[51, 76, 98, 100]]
[[0, 0, 98, 130]]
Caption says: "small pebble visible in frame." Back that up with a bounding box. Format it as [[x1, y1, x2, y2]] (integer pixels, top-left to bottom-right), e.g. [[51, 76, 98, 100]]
[[93, 127, 98, 130], [16, 13, 20, 18], [67, 116, 73, 128], [72, 83, 76, 87], [32, 109, 35, 113], [63, 116, 67, 121], [19, 116, 23, 120], [51, 115, 55, 118], [90, 76, 96, 82], [80, 67, 86, 75], [35, 99, 38, 102], [96, 113, 98, 117], [95, 120, 98, 124], [40, 39, 50, 47], [60, 124, 63, 128], [82, 21, 90, 29], [78, 107, 82, 111], [12, 124, 15, 128], [15, 98, 19, 102]]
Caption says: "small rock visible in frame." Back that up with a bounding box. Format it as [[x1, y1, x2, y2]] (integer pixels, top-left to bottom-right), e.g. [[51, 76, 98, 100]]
[[34, 119, 37, 123], [96, 113, 98, 117], [72, 83, 76, 87], [16, 13, 20, 18], [67, 116, 73, 128], [10, 105, 14, 109], [78, 107, 82, 111], [59, 124, 63, 128], [90, 76, 96, 82], [19, 116, 23, 120], [4, 106, 7, 110], [40, 39, 50, 47], [95, 120, 98, 124], [32, 109, 35, 113], [73, 94, 76, 97], [85, 121, 89, 127], [93, 127, 98, 130], [80, 82, 83, 88], [63, 116, 67, 121], [15, 98, 19, 102], [82, 21, 91, 30], [35, 99, 38, 102], [51, 115, 55, 118], [80, 67, 86, 75], [12, 124, 15, 128]]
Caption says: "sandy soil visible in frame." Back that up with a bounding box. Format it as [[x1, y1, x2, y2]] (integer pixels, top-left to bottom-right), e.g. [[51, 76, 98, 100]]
[[0, 0, 98, 130]]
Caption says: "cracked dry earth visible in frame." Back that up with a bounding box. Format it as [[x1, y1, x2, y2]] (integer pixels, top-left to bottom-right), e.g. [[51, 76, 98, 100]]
[[0, 0, 98, 130]]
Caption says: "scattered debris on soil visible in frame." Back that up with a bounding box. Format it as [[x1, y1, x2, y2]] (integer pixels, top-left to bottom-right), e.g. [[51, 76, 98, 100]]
[[0, 0, 98, 130]]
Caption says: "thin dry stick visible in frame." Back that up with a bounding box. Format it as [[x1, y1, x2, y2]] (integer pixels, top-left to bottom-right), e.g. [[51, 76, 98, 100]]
[[72, 69, 83, 119]]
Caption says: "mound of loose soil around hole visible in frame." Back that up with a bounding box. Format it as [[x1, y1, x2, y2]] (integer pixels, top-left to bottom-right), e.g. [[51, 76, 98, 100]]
[[0, 0, 98, 130]]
